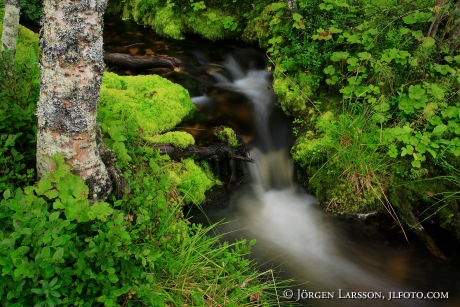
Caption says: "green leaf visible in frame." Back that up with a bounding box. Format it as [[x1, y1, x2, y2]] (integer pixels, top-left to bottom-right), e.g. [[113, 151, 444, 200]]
[[411, 159, 421, 168], [35, 178, 53, 196], [432, 124, 447, 136], [398, 94, 414, 114], [323, 65, 336, 75], [87, 202, 114, 221], [401, 145, 414, 156], [403, 11, 432, 25], [428, 83, 445, 100], [49, 211, 60, 222], [45, 189, 59, 200], [408, 84, 426, 100], [40, 246, 51, 260], [421, 37, 435, 48], [426, 148, 437, 158], [330, 51, 350, 62], [346, 57, 359, 70], [399, 27, 411, 35], [49, 277, 59, 288], [3, 189, 11, 200], [434, 64, 454, 75], [358, 52, 372, 61], [56, 174, 88, 201], [107, 125, 127, 142], [31, 288, 44, 295], [319, 3, 334, 10], [52, 247, 64, 262], [344, 31, 362, 44], [64, 200, 90, 222], [292, 12, 302, 22]]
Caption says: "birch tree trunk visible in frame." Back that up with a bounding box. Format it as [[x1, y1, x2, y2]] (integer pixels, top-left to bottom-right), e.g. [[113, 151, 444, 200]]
[[1, 0, 21, 56], [37, 0, 112, 200]]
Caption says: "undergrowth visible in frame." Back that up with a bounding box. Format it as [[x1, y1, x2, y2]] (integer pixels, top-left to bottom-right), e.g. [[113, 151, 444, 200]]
[[242, 0, 460, 241], [0, 154, 281, 306], [0, 9, 40, 191], [0, 13, 284, 306]]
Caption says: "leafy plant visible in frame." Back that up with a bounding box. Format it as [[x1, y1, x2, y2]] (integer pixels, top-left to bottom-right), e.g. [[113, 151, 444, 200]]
[[0, 147, 280, 306], [245, 0, 460, 242], [20, 0, 43, 25]]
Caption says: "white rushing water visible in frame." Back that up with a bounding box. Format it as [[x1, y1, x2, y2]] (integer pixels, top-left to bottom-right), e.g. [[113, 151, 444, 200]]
[[195, 53, 451, 307]]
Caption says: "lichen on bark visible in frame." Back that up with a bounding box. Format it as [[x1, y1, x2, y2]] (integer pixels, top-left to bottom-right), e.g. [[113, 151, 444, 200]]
[[1, 0, 21, 56], [37, 0, 112, 200]]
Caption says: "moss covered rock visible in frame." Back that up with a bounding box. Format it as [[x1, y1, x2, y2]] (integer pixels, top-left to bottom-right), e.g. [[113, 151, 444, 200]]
[[100, 72, 196, 138], [214, 126, 240, 147], [145, 131, 195, 149], [168, 158, 217, 205]]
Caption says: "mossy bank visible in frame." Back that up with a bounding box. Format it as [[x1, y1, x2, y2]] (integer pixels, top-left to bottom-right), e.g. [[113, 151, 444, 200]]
[[107, 0, 460, 252], [0, 11, 282, 306]]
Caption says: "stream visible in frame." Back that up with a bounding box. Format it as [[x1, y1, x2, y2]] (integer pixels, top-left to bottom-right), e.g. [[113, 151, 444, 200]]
[[104, 16, 460, 307]]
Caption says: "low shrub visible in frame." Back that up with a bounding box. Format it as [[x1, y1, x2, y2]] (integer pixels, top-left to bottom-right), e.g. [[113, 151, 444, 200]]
[[0, 154, 277, 306]]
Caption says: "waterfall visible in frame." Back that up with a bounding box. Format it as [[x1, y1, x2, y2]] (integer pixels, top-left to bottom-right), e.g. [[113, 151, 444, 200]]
[[194, 52, 434, 307], [102, 17, 460, 306]]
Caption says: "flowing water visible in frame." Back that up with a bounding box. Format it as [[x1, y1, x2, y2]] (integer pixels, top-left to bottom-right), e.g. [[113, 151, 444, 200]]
[[103, 17, 460, 307], [192, 54, 460, 307]]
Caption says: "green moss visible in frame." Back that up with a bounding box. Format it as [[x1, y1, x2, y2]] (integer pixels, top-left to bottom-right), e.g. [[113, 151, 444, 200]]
[[149, 4, 185, 40], [293, 110, 391, 215], [100, 72, 196, 139], [273, 73, 309, 115], [323, 180, 382, 215], [168, 158, 217, 205], [214, 126, 240, 147], [185, 9, 237, 40], [145, 131, 195, 149], [112, 1, 241, 40]]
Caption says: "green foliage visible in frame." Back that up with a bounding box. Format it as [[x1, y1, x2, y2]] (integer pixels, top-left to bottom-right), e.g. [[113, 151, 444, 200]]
[[99, 72, 217, 206], [0, 154, 117, 307], [0, 14, 40, 191], [0, 12, 280, 306], [20, 0, 43, 24], [145, 131, 195, 149], [0, 133, 35, 192], [292, 110, 388, 214], [168, 158, 217, 205], [1, 153, 275, 306], [109, 0, 252, 40], [214, 126, 240, 147], [258, 0, 460, 238]]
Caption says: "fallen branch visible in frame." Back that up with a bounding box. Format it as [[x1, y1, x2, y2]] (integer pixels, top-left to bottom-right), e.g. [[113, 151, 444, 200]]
[[104, 52, 182, 70], [153, 143, 252, 162]]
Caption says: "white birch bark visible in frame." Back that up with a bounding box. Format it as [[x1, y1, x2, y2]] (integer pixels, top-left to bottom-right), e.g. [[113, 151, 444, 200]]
[[37, 0, 112, 200], [1, 0, 21, 55]]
